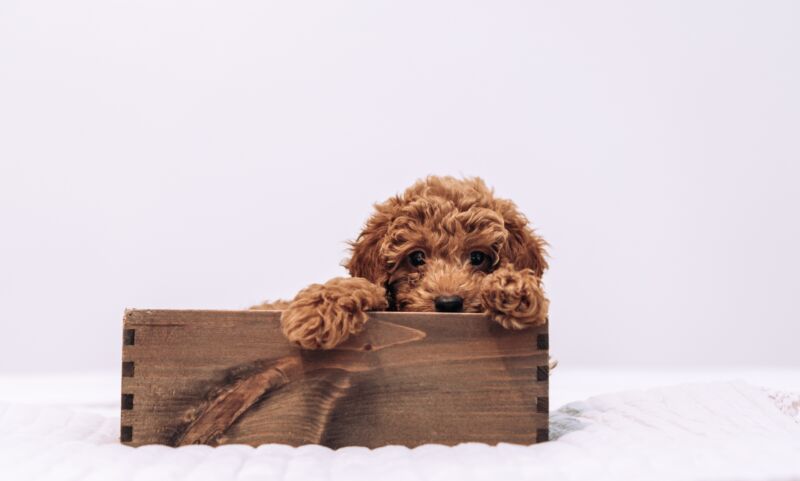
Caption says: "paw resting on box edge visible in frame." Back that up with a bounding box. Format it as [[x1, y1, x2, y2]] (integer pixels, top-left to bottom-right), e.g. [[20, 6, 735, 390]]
[[278, 277, 388, 350], [480, 264, 549, 330]]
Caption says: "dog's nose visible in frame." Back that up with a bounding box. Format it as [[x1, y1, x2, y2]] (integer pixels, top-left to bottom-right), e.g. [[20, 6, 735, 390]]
[[434, 295, 464, 312]]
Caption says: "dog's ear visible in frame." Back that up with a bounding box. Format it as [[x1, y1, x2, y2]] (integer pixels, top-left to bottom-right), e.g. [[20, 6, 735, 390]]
[[496, 199, 549, 277], [344, 204, 394, 286]]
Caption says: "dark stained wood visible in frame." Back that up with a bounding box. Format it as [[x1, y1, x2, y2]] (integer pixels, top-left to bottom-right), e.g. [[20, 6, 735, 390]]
[[121, 309, 549, 448]]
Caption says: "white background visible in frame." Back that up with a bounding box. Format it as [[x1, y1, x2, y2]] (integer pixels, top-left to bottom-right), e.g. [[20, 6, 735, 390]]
[[1, 1, 798, 373]]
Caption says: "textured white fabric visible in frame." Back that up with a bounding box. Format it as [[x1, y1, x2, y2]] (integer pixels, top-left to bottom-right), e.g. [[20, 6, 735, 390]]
[[1, 381, 799, 481]]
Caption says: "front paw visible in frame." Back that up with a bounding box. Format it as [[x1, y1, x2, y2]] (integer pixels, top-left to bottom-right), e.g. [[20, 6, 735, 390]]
[[281, 277, 388, 349], [481, 265, 549, 330]]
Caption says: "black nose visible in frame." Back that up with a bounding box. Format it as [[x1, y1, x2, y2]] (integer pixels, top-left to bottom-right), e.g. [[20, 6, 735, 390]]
[[435, 295, 464, 312]]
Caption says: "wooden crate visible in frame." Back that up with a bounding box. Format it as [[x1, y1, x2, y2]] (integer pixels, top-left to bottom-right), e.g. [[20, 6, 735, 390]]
[[120, 309, 549, 448]]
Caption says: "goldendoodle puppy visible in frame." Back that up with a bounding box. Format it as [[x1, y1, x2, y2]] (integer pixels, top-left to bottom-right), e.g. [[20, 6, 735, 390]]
[[256, 176, 549, 350]]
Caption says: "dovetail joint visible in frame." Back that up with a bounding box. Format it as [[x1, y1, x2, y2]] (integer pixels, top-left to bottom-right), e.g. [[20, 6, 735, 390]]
[[537, 333, 549, 350], [536, 428, 549, 443], [537, 365, 548, 382], [536, 396, 549, 413], [121, 425, 133, 442]]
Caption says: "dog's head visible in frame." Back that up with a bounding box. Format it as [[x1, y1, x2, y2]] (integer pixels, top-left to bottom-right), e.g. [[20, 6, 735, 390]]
[[344, 176, 547, 312]]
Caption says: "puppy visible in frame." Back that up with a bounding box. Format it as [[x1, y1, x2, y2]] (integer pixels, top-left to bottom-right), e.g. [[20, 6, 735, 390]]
[[256, 176, 549, 350]]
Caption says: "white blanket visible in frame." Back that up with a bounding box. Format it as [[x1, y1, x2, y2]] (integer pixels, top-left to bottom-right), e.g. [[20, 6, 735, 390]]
[[1, 378, 799, 481]]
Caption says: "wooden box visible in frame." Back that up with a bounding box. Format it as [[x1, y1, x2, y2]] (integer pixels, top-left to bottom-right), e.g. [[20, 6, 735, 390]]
[[120, 309, 549, 448]]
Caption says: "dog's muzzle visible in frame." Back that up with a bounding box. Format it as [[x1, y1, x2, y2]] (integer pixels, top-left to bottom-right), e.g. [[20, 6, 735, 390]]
[[434, 295, 464, 312]]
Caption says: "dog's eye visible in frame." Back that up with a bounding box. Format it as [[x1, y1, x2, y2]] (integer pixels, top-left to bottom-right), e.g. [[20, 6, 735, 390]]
[[409, 250, 426, 267], [470, 251, 488, 266]]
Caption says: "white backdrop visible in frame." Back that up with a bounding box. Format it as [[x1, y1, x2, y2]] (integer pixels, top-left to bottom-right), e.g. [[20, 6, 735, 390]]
[[1, 1, 799, 373]]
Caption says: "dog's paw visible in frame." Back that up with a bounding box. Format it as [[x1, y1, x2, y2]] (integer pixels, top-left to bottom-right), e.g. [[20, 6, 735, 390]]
[[481, 265, 549, 330], [281, 277, 388, 349]]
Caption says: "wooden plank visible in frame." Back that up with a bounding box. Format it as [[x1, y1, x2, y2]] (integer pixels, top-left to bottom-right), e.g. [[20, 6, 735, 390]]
[[121, 309, 549, 448]]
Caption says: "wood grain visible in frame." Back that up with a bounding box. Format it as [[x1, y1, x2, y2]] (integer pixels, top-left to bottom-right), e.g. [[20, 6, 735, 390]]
[[121, 309, 549, 448]]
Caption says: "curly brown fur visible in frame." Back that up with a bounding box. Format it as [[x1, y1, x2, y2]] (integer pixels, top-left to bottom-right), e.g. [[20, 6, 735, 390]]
[[255, 176, 549, 349], [280, 277, 387, 349]]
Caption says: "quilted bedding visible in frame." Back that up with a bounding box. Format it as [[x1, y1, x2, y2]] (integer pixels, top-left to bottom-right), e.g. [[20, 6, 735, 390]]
[[0, 375, 799, 481]]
